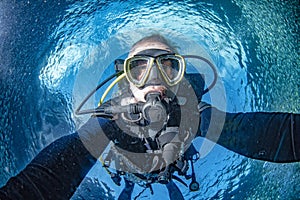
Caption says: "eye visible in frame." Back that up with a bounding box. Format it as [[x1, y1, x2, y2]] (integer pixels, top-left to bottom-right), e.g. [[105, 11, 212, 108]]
[[134, 60, 148, 68], [129, 59, 149, 81], [160, 59, 173, 69], [161, 59, 180, 71]]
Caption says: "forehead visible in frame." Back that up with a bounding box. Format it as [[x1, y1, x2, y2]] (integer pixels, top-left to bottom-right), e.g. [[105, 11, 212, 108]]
[[129, 41, 173, 57], [134, 49, 172, 57]]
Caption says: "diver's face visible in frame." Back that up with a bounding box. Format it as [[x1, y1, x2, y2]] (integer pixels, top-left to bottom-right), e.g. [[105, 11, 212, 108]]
[[128, 42, 173, 102], [129, 60, 168, 102]]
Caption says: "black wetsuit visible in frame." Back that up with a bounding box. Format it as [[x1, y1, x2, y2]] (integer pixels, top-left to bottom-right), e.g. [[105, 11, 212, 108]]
[[199, 107, 300, 163], [0, 110, 299, 199]]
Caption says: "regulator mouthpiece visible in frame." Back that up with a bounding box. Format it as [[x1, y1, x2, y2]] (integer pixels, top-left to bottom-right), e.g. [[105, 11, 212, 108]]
[[142, 92, 167, 123]]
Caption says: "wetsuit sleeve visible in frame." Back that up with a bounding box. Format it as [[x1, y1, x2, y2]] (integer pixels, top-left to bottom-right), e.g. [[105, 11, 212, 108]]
[[0, 117, 111, 200], [199, 106, 300, 163]]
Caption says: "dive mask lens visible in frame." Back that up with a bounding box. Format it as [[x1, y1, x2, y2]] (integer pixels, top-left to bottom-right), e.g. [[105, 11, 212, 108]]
[[157, 54, 185, 86], [124, 56, 152, 87]]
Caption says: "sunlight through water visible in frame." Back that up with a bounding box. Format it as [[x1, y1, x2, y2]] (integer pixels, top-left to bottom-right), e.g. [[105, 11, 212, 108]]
[[0, 0, 299, 199]]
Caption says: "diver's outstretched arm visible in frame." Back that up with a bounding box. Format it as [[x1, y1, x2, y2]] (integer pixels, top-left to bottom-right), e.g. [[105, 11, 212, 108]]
[[0, 117, 111, 200], [198, 105, 300, 163]]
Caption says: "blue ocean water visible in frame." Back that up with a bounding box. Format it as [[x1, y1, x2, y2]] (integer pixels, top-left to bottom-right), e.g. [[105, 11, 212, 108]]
[[0, 0, 299, 199]]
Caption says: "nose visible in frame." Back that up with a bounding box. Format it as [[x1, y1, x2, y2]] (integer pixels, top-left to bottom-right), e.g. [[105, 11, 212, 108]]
[[145, 63, 164, 86], [149, 63, 159, 79]]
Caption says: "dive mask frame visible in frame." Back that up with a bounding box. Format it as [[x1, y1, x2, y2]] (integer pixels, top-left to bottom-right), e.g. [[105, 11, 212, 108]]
[[124, 53, 186, 88]]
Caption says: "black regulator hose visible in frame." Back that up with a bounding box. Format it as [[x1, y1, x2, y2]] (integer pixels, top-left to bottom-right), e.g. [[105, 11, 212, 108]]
[[75, 71, 123, 115], [100, 92, 168, 123], [183, 55, 218, 95]]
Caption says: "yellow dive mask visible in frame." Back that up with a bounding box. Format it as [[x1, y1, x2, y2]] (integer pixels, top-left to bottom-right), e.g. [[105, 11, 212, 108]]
[[124, 50, 186, 88]]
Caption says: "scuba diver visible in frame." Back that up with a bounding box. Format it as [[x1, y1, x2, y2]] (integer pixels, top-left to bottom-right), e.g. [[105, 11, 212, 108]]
[[0, 34, 299, 200]]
